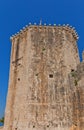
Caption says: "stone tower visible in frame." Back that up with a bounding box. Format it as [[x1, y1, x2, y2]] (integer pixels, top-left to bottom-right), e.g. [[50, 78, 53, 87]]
[[3, 24, 84, 130]]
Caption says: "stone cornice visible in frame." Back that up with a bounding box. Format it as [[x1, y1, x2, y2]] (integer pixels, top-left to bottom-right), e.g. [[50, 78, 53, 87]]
[[10, 24, 79, 42]]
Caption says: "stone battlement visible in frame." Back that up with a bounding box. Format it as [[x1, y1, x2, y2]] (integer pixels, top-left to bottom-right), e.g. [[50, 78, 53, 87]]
[[10, 24, 79, 41]]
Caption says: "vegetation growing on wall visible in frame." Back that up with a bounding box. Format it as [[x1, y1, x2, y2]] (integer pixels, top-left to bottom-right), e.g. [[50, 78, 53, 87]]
[[71, 70, 78, 86], [0, 117, 4, 124]]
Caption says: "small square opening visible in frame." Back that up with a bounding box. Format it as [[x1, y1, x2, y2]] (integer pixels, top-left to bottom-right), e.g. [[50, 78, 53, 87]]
[[18, 78, 20, 81], [47, 125, 49, 127], [33, 125, 35, 128], [49, 74, 53, 78], [71, 69, 74, 72]]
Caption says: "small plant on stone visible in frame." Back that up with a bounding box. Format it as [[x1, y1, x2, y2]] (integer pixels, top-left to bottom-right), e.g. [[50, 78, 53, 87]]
[[74, 80, 78, 86], [35, 73, 39, 76], [42, 47, 46, 51], [0, 117, 4, 123], [71, 71, 77, 78]]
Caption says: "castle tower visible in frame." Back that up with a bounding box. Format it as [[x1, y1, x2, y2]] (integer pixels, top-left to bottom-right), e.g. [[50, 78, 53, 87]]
[[4, 24, 80, 130]]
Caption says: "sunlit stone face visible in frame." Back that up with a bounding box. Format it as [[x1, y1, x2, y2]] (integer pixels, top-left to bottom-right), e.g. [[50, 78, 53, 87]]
[[3, 25, 83, 130]]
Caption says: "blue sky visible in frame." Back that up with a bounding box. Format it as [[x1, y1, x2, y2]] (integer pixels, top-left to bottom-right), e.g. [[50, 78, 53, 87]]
[[0, 0, 84, 118]]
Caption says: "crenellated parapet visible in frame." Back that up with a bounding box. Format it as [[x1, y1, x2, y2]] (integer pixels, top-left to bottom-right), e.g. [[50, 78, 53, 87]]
[[10, 23, 79, 41]]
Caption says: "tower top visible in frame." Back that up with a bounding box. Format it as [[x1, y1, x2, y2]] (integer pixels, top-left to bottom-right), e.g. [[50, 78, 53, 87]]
[[10, 23, 79, 41]]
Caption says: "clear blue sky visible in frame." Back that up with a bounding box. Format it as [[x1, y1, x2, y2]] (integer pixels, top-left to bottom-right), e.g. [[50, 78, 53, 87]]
[[0, 0, 84, 118]]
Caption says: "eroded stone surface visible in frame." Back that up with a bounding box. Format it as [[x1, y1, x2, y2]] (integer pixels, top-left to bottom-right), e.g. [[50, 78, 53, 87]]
[[3, 26, 84, 130]]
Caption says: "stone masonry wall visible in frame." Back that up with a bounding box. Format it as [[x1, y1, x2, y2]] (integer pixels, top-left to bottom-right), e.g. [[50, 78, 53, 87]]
[[0, 127, 4, 130], [4, 25, 83, 130], [68, 62, 84, 130]]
